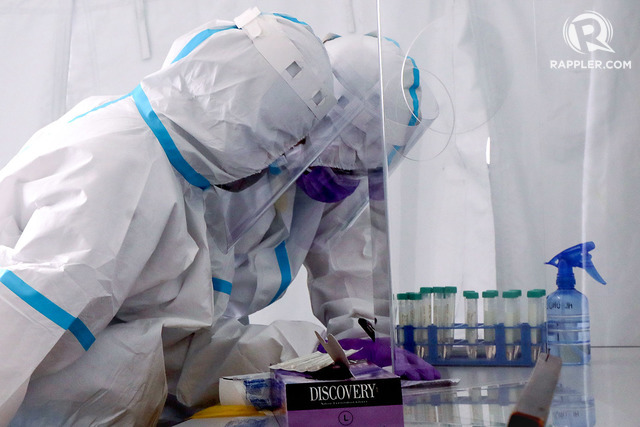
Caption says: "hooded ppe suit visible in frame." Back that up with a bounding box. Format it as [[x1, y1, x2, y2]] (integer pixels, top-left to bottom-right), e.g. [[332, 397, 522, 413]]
[[0, 10, 335, 426], [169, 34, 440, 410]]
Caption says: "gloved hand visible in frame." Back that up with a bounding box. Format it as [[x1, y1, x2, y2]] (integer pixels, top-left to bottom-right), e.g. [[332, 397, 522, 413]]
[[319, 337, 441, 381]]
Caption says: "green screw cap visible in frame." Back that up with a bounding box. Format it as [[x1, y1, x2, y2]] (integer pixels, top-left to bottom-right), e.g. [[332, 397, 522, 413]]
[[502, 290, 521, 299], [482, 290, 499, 298], [527, 289, 546, 298], [463, 291, 479, 299]]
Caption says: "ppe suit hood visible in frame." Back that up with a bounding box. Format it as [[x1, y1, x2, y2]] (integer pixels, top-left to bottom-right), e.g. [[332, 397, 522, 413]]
[[139, 11, 334, 186], [308, 34, 438, 171]]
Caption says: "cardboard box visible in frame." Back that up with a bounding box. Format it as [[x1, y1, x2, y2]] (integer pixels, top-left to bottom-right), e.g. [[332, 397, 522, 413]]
[[271, 362, 404, 426]]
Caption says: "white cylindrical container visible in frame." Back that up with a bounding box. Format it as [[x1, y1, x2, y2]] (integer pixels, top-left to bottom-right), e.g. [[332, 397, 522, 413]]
[[527, 289, 546, 359], [397, 293, 409, 347], [502, 290, 522, 360], [407, 292, 422, 348], [443, 286, 457, 358], [432, 286, 446, 357], [417, 287, 433, 357], [463, 291, 479, 359], [482, 290, 499, 359]]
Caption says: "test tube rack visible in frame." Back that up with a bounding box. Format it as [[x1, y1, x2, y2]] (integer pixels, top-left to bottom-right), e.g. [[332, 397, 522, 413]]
[[397, 323, 547, 366]]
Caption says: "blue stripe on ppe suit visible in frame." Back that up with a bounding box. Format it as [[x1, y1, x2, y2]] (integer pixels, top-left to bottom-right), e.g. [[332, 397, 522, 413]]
[[70, 25, 238, 190], [131, 85, 211, 190], [171, 26, 235, 64], [0, 269, 95, 350], [269, 241, 292, 304], [212, 241, 291, 303], [212, 277, 232, 295]]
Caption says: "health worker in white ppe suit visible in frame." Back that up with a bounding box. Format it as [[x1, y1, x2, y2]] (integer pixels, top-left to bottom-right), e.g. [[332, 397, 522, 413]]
[[0, 9, 336, 426], [169, 32, 441, 416]]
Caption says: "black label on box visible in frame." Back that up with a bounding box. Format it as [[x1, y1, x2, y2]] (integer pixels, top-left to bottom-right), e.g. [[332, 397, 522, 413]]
[[286, 378, 402, 411]]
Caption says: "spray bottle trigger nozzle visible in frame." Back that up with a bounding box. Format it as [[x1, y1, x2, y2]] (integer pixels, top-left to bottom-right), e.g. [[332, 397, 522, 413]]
[[547, 241, 606, 285]]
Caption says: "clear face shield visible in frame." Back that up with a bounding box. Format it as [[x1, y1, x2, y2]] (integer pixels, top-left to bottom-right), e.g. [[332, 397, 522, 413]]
[[303, 34, 441, 237], [205, 105, 358, 252], [208, 32, 445, 253]]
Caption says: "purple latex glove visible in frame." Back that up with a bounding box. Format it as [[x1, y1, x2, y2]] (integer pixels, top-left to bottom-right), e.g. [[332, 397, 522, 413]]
[[296, 167, 360, 203], [319, 337, 441, 381]]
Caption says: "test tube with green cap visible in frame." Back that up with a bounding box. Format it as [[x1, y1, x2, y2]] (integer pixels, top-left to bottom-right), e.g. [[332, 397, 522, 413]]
[[463, 291, 479, 358], [482, 290, 499, 359], [527, 288, 546, 359], [513, 289, 523, 342], [502, 290, 522, 360], [443, 286, 457, 358], [407, 292, 422, 347], [418, 287, 433, 357], [432, 286, 446, 357]]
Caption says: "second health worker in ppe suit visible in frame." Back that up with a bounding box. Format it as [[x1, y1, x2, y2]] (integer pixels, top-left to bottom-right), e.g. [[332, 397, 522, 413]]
[[0, 9, 335, 426]]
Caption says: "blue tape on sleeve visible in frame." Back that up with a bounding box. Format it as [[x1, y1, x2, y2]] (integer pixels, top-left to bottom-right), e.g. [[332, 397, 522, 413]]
[[0, 269, 96, 351], [212, 277, 233, 295]]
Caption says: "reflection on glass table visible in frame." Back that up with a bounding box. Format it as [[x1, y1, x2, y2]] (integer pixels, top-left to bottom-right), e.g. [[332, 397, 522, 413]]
[[400, 347, 640, 426], [403, 381, 527, 426], [175, 348, 639, 426], [548, 365, 595, 427]]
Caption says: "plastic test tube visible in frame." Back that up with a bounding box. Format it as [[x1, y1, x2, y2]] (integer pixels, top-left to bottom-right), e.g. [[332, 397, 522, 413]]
[[527, 289, 546, 359], [417, 287, 433, 358], [463, 291, 479, 359], [482, 290, 499, 359], [397, 293, 409, 347], [502, 290, 522, 360], [407, 292, 422, 348], [443, 286, 457, 358], [432, 286, 446, 357], [513, 289, 523, 343]]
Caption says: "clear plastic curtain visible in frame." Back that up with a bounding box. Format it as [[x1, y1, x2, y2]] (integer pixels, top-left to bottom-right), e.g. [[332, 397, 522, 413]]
[[381, 0, 497, 322], [381, 0, 640, 346]]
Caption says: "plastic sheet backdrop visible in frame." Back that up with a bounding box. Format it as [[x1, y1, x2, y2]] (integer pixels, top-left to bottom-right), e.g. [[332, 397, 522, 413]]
[[381, 0, 640, 346]]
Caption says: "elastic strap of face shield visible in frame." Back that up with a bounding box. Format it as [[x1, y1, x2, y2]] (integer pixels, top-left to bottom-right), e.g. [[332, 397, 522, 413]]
[[234, 8, 336, 119]]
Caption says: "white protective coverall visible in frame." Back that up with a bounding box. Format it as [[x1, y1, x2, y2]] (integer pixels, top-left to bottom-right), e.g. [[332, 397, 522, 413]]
[[0, 10, 334, 426], [173, 33, 434, 409]]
